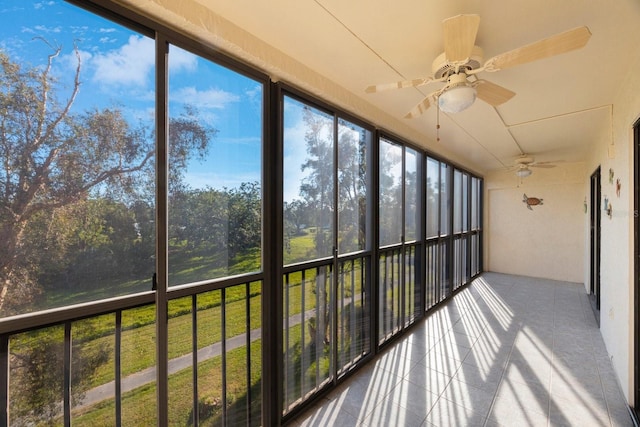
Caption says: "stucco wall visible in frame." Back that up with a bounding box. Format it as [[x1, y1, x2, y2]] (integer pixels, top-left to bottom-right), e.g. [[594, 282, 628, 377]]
[[584, 52, 640, 403], [483, 54, 640, 404], [485, 164, 586, 283]]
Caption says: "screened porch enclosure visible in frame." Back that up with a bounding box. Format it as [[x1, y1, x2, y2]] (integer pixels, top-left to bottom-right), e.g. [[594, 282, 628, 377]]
[[0, 1, 482, 425]]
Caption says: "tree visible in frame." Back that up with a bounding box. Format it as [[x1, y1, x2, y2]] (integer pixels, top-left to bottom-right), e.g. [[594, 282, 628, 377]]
[[378, 141, 403, 245], [299, 107, 334, 258], [284, 199, 309, 237], [404, 166, 419, 240], [227, 181, 261, 260], [10, 324, 110, 426], [337, 125, 368, 253], [166, 183, 261, 281], [0, 45, 215, 315], [35, 198, 149, 291]]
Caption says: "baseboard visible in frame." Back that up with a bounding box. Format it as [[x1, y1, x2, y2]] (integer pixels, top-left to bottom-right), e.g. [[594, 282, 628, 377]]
[[630, 405, 640, 427], [588, 293, 600, 327]]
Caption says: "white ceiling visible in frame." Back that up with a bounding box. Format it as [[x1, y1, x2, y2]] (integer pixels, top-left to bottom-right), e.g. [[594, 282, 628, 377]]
[[191, 0, 640, 174]]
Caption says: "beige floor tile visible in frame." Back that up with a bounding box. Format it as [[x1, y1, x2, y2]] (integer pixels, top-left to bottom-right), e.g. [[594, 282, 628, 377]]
[[290, 274, 633, 427]]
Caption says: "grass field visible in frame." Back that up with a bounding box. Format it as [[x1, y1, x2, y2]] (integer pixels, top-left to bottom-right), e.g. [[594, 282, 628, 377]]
[[68, 342, 263, 426], [11, 230, 354, 426]]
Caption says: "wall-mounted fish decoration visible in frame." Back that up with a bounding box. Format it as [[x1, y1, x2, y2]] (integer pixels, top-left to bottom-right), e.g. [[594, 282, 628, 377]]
[[523, 194, 543, 210]]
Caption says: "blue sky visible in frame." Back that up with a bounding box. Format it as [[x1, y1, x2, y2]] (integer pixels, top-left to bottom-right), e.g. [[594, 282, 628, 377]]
[[1, 0, 268, 193]]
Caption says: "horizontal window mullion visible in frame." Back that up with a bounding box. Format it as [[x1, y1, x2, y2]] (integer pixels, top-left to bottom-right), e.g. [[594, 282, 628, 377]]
[[282, 257, 334, 275], [336, 250, 372, 262], [0, 292, 155, 336], [379, 242, 404, 252], [167, 271, 264, 300]]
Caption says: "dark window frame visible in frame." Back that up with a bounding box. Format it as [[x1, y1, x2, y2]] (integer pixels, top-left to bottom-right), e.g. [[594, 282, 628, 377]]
[[0, 2, 484, 426]]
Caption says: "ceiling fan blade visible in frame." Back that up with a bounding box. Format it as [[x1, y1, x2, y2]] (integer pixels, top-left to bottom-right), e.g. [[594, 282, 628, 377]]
[[365, 77, 436, 93], [484, 26, 591, 71], [405, 96, 435, 119], [443, 14, 480, 63], [531, 164, 556, 168], [475, 80, 515, 106]]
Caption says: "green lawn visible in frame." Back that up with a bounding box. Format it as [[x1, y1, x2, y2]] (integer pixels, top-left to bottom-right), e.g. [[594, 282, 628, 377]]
[[285, 229, 317, 265], [12, 230, 371, 425], [69, 342, 262, 426]]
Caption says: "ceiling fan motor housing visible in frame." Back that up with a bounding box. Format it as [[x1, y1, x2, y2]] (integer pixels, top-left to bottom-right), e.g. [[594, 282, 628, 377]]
[[514, 156, 535, 165], [365, 15, 590, 118], [432, 45, 484, 78]]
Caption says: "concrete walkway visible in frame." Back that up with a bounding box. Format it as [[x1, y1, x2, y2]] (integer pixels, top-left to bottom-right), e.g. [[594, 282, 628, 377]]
[[77, 309, 309, 409]]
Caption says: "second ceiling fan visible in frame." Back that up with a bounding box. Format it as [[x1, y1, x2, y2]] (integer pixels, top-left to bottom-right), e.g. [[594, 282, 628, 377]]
[[512, 155, 558, 178], [366, 14, 591, 117]]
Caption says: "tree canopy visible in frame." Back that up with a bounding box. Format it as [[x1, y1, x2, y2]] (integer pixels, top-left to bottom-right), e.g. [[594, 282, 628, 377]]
[[0, 45, 215, 315]]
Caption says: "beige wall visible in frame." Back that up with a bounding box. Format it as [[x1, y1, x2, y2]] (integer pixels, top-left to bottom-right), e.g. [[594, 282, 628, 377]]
[[485, 164, 586, 283], [583, 53, 640, 403], [483, 55, 640, 403]]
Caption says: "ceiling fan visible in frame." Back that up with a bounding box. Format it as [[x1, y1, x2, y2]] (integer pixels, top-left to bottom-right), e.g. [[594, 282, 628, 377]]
[[365, 14, 591, 117], [512, 155, 557, 178]]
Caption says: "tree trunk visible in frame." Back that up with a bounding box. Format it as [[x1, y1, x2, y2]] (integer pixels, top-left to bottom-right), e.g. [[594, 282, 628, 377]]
[[0, 279, 8, 314], [0, 221, 25, 315]]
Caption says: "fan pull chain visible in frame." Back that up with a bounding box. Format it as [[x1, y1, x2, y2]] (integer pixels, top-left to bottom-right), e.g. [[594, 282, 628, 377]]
[[436, 97, 441, 142]]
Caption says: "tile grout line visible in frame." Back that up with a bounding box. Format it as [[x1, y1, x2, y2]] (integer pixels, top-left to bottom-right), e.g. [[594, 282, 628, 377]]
[[583, 287, 625, 427], [549, 282, 557, 427], [293, 274, 633, 426], [576, 282, 617, 427], [482, 278, 523, 427]]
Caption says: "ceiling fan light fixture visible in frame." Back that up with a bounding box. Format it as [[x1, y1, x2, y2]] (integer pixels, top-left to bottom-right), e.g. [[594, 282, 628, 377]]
[[438, 85, 477, 113], [515, 167, 533, 178]]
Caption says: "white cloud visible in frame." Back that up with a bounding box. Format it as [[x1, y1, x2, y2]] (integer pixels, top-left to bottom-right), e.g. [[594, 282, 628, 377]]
[[70, 25, 89, 35], [245, 84, 263, 109], [0, 6, 24, 13], [283, 119, 311, 203], [245, 84, 262, 99], [168, 45, 197, 73], [75, 48, 92, 67], [84, 37, 198, 88], [33, 25, 61, 33], [171, 86, 239, 109], [21, 24, 61, 34], [121, 105, 155, 123], [90, 35, 154, 87], [381, 141, 403, 183], [184, 170, 260, 191], [220, 136, 262, 146], [33, 1, 55, 10], [57, 49, 92, 81]]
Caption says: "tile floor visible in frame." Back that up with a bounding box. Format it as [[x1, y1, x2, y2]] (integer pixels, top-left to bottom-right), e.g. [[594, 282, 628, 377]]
[[288, 273, 634, 426]]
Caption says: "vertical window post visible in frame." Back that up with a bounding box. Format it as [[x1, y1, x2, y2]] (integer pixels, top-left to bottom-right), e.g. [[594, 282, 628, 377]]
[[155, 34, 170, 427]]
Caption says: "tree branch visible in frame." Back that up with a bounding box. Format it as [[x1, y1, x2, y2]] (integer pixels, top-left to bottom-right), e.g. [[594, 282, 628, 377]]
[[32, 39, 81, 154], [22, 148, 154, 219]]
